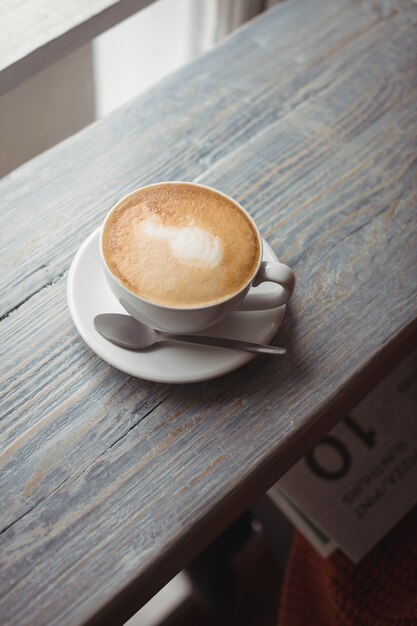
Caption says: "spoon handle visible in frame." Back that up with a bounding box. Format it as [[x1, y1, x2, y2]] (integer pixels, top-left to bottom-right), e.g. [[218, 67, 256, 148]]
[[161, 334, 286, 355]]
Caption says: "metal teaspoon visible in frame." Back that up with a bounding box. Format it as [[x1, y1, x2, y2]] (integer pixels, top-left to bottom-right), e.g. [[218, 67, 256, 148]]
[[94, 314, 286, 355]]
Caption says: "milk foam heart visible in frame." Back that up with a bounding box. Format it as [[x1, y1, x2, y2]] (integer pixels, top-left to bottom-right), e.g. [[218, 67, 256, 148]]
[[141, 216, 223, 268], [103, 183, 260, 308]]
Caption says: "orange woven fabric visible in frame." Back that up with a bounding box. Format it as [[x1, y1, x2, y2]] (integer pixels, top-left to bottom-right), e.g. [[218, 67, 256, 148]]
[[279, 507, 417, 626]]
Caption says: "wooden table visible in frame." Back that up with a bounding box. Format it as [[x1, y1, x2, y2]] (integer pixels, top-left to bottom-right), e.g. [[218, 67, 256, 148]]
[[1, 0, 417, 624]]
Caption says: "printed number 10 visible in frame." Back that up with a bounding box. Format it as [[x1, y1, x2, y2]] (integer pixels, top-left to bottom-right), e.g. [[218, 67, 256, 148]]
[[305, 416, 377, 480]]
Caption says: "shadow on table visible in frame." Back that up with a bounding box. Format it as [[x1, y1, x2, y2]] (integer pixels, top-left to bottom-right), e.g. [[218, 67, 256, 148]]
[[177, 301, 313, 406]]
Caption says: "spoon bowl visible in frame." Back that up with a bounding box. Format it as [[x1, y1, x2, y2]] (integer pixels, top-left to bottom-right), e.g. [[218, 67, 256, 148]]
[[94, 314, 161, 349]]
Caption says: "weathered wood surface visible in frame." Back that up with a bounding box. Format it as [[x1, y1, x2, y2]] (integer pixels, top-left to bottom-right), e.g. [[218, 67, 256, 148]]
[[0, 0, 156, 96], [1, 0, 417, 624]]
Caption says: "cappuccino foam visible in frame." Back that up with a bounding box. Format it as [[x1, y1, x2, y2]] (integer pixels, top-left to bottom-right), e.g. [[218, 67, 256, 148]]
[[142, 218, 223, 268], [103, 184, 260, 308]]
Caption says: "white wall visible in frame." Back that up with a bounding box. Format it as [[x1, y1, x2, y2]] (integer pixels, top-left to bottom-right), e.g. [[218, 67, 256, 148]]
[[92, 0, 216, 118]]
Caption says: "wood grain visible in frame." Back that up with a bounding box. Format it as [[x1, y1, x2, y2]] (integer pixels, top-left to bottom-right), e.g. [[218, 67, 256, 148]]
[[1, 0, 417, 624], [0, 0, 157, 96], [2, 0, 414, 318]]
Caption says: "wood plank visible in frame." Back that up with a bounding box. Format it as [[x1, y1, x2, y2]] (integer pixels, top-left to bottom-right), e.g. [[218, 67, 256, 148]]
[[0, 280, 175, 533], [1, 0, 417, 625], [0, 0, 157, 96], [1, 0, 414, 318]]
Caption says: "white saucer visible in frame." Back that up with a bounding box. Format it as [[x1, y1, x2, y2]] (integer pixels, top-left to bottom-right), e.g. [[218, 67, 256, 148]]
[[67, 228, 286, 383]]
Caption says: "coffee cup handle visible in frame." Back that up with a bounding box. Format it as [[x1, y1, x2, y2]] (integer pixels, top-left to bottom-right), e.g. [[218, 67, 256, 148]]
[[237, 262, 295, 311]]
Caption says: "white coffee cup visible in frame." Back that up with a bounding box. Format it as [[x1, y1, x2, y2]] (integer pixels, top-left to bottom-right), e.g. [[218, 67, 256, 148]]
[[100, 182, 295, 334]]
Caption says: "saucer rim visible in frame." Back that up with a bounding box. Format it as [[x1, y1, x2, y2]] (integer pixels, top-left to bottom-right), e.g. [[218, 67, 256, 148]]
[[67, 227, 285, 384]]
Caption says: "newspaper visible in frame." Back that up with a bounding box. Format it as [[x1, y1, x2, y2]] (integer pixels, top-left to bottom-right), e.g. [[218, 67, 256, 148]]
[[267, 485, 337, 558], [268, 349, 417, 562]]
